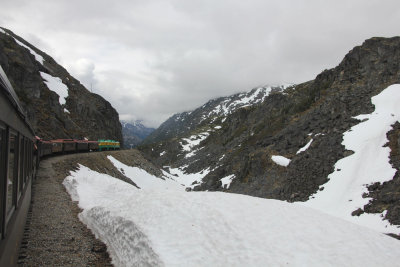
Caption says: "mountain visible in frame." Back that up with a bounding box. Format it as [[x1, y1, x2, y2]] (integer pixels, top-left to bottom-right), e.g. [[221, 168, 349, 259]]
[[139, 36, 400, 234], [143, 84, 292, 144], [121, 120, 155, 148], [0, 27, 122, 142]]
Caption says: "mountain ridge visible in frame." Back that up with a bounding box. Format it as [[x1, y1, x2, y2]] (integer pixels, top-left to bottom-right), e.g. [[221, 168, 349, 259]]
[[143, 84, 293, 144], [0, 27, 123, 142]]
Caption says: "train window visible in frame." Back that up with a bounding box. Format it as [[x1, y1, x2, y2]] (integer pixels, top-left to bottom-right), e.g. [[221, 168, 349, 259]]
[[24, 139, 28, 183], [6, 132, 17, 219], [0, 125, 4, 237], [19, 136, 24, 197]]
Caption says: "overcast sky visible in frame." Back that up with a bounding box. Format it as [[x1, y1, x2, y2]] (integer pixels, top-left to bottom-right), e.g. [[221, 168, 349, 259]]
[[1, 0, 400, 127]]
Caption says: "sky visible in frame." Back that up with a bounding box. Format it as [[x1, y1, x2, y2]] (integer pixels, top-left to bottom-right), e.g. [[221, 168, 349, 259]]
[[1, 0, 400, 127]]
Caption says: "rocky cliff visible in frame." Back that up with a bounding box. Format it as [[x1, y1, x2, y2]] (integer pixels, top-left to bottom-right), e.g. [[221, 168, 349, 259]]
[[0, 27, 122, 142], [140, 37, 400, 228]]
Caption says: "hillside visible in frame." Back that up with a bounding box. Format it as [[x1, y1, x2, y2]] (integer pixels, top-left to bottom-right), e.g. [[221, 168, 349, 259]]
[[139, 36, 400, 233], [0, 27, 122, 142], [143, 85, 291, 144]]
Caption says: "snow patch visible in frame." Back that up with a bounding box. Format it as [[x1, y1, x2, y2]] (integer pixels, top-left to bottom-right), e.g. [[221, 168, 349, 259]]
[[40, 72, 69, 105], [64, 108, 70, 114], [159, 151, 166, 157], [303, 84, 400, 234], [180, 132, 209, 152], [296, 139, 313, 154], [165, 166, 210, 188], [220, 174, 235, 189], [108, 156, 181, 191], [271, 155, 291, 167]]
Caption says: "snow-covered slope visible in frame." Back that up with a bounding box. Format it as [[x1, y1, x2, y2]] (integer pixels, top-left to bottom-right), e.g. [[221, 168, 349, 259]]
[[302, 84, 400, 233], [64, 158, 400, 267]]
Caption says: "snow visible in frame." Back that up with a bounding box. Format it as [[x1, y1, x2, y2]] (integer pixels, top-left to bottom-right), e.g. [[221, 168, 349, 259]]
[[14, 38, 44, 65], [220, 174, 235, 189], [199, 86, 289, 123], [303, 84, 400, 234], [271, 155, 291, 167], [108, 156, 180, 190], [40, 72, 69, 105], [296, 139, 313, 154], [63, 162, 400, 267], [214, 125, 222, 129], [180, 132, 209, 152], [164, 166, 210, 188], [185, 148, 200, 158], [159, 151, 166, 156], [64, 108, 70, 114]]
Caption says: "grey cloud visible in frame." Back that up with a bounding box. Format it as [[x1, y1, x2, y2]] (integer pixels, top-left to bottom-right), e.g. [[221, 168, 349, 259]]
[[1, 0, 400, 128]]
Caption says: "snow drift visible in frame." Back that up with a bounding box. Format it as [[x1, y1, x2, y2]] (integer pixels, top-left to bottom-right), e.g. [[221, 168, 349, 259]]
[[64, 161, 400, 267]]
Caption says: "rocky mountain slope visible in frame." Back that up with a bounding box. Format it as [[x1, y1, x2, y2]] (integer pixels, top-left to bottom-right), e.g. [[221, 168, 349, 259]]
[[143, 84, 291, 144], [0, 27, 122, 142], [121, 120, 155, 148], [139, 36, 400, 231]]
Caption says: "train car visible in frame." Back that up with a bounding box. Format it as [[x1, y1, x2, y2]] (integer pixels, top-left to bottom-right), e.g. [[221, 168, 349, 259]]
[[88, 141, 99, 151], [76, 140, 89, 152], [0, 66, 36, 266], [50, 140, 63, 154], [98, 139, 120, 151], [62, 139, 76, 152], [40, 141, 53, 156]]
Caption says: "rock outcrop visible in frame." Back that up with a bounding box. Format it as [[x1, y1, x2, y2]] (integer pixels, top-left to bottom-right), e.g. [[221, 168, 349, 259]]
[[0, 27, 122, 142]]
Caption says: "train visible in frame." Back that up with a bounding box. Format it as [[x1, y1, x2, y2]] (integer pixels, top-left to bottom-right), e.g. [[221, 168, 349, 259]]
[[38, 138, 120, 157], [0, 65, 120, 266]]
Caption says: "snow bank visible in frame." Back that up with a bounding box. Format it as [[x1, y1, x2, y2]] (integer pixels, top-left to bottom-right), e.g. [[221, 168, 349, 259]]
[[64, 164, 400, 267], [40, 72, 69, 105], [271, 155, 291, 167], [303, 84, 400, 234]]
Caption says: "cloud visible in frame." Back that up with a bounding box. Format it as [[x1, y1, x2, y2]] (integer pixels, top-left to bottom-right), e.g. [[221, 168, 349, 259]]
[[67, 58, 96, 90], [1, 0, 400, 127]]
